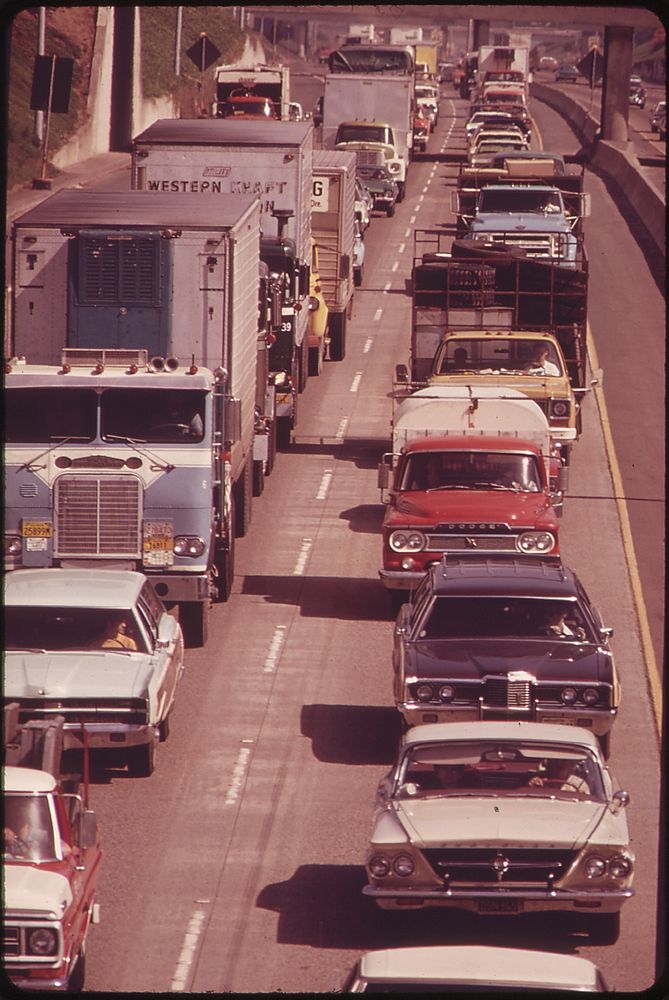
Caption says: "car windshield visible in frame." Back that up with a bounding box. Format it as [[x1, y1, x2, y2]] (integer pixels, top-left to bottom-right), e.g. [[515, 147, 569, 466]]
[[478, 189, 563, 213], [5, 606, 146, 652], [415, 597, 593, 641], [4, 793, 58, 861], [437, 338, 563, 376], [397, 741, 605, 801], [398, 451, 542, 493]]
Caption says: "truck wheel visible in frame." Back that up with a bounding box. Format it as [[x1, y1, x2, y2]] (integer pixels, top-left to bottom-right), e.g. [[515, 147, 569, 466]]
[[180, 601, 209, 648], [158, 713, 171, 742], [354, 267, 363, 288], [298, 338, 309, 393], [386, 202, 395, 217], [308, 338, 325, 376], [587, 912, 620, 946], [235, 457, 252, 537], [127, 739, 156, 778], [328, 312, 347, 362], [277, 415, 292, 450], [214, 500, 235, 603], [66, 951, 86, 994], [265, 415, 277, 476], [397, 182, 406, 203], [253, 458, 265, 497]]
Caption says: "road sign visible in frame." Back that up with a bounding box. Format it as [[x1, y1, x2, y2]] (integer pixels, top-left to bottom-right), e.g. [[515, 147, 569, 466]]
[[186, 33, 221, 73], [30, 54, 74, 113], [577, 47, 604, 85]]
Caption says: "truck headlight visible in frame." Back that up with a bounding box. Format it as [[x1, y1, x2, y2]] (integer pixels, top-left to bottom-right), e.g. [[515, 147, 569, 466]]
[[584, 855, 607, 878], [389, 530, 426, 552], [4, 535, 22, 556], [393, 854, 415, 876], [517, 531, 555, 553], [174, 536, 206, 557], [28, 928, 58, 955], [369, 855, 391, 877]]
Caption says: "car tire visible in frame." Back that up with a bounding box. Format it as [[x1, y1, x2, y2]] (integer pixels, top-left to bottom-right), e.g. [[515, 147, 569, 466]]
[[128, 739, 156, 778], [397, 182, 406, 203], [66, 950, 86, 994], [386, 202, 396, 217], [587, 912, 620, 946], [158, 713, 171, 742], [180, 600, 209, 648], [252, 458, 265, 497], [328, 312, 347, 362], [354, 267, 362, 288]]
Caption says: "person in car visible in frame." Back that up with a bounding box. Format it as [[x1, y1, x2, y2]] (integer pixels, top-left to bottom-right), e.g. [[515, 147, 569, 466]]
[[524, 344, 560, 376]]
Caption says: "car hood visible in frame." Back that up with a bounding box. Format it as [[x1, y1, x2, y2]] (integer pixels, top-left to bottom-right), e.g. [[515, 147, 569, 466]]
[[405, 640, 610, 682], [389, 490, 551, 523], [471, 214, 569, 234], [392, 798, 620, 849], [5, 652, 154, 699], [4, 863, 73, 916], [364, 178, 395, 193]]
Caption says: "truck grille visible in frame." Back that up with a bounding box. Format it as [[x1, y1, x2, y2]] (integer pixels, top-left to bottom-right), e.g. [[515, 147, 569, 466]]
[[9, 699, 149, 727], [423, 847, 577, 885], [426, 533, 518, 553], [3, 926, 20, 956], [54, 475, 141, 557], [485, 233, 556, 257], [483, 676, 532, 710]]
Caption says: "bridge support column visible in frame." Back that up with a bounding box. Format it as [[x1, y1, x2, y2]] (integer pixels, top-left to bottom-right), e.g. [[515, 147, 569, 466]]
[[472, 20, 490, 50], [600, 25, 633, 144]]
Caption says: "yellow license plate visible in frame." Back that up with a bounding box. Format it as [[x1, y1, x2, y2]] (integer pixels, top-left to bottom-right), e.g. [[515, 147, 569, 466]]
[[22, 521, 53, 538], [143, 537, 172, 551]]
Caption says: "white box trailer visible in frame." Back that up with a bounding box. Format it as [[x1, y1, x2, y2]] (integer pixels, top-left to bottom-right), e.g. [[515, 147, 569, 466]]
[[311, 149, 357, 361], [132, 118, 314, 441]]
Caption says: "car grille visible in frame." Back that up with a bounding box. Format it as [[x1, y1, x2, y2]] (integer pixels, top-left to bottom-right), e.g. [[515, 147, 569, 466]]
[[9, 699, 149, 727], [483, 675, 532, 710], [423, 847, 578, 886], [3, 926, 20, 957], [426, 533, 519, 553], [54, 475, 142, 557]]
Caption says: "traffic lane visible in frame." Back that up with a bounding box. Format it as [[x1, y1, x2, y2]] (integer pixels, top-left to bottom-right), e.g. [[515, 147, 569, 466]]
[[530, 95, 665, 681]]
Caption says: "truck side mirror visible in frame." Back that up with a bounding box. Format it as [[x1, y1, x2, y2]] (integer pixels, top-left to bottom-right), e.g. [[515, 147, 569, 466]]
[[395, 364, 409, 384], [377, 455, 391, 490], [580, 192, 591, 218], [450, 190, 460, 213], [79, 809, 99, 850], [339, 253, 351, 280], [225, 397, 242, 443], [557, 465, 569, 492]]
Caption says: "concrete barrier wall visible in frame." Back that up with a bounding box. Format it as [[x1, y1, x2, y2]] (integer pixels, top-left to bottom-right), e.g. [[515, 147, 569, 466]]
[[530, 81, 665, 258]]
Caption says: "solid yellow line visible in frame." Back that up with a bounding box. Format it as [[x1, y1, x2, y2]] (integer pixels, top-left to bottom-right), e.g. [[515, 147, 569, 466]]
[[588, 328, 662, 737]]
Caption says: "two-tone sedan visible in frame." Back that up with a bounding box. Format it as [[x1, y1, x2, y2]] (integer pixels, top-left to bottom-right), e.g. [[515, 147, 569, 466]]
[[363, 722, 633, 945], [4, 569, 185, 777], [392, 556, 619, 756]]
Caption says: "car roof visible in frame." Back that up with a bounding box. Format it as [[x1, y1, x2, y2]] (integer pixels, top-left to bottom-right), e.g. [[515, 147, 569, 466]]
[[426, 555, 578, 596], [3, 766, 58, 793], [402, 720, 600, 751], [5, 568, 148, 607], [358, 945, 602, 988]]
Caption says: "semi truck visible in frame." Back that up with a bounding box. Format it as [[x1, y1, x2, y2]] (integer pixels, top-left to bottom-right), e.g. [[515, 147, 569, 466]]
[[378, 386, 565, 594], [311, 149, 357, 363], [403, 233, 592, 462], [7, 189, 263, 646], [132, 118, 313, 446], [323, 72, 413, 199], [212, 64, 290, 120]]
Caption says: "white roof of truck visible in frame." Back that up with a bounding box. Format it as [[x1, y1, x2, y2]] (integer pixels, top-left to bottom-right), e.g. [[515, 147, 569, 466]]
[[133, 118, 312, 148]]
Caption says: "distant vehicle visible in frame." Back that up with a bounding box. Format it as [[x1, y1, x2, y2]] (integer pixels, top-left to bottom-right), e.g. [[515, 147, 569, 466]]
[[629, 83, 646, 108], [288, 101, 305, 121], [343, 945, 610, 992], [538, 55, 558, 70], [650, 100, 666, 131], [658, 110, 667, 142], [555, 63, 579, 83], [438, 61, 454, 83]]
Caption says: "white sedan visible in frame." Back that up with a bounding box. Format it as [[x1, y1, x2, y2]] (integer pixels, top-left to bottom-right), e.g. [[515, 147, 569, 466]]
[[4, 569, 185, 777]]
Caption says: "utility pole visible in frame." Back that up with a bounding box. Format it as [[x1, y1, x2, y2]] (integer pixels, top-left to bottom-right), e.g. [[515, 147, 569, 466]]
[[36, 6, 46, 141], [175, 6, 182, 76]]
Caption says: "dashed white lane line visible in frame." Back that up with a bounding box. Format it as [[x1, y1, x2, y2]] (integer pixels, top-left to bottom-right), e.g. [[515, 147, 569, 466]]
[[171, 909, 208, 991], [316, 469, 333, 499], [410, 215, 416, 224], [293, 538, 312, 575], [404, 227, 411, 237], [391, 261, 399, 272], [418, 194, 424, 203], [223, 741, 254, 800], [422, 185, 429, 193], [373, 307, 383, 321], [384, 280, 392, 291], [335, 417, 349, 439], [398, 242, 406, 253], [263, 626, 287, 674], [363, 336, 374, 353], [350, 371, 363, 392]]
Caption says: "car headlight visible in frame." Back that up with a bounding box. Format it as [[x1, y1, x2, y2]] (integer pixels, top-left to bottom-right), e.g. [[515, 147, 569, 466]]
[[517, 531, 555, 553], [393, 854, 415, 877], [439, 684, 455, 702], [608, 855, 633, 879], [561, 687, 578, 704], [389, 530, 426, 553], [173, 536, 206, 557], [4, 535, 22, 556], [550, 399, 570, 418], [584, 855, 607, 878], [582, 687, 600, 705], [416, 684, 434, 703], [369, 855, 391, 877], [28, 928, 58, 956]]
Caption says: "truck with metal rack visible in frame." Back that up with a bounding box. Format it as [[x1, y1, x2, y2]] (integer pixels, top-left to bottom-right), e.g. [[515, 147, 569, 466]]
[[132, 118, 313, 447], [7, 189, 263, 646], [403, 233, 592, 463], [212, 64, 290, 120], [311, 149, 357, 363]]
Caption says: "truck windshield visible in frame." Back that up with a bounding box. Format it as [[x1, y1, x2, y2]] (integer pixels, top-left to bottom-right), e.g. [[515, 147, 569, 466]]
[[438, 338, 563, 376], [337, 125, 392, 145], [6, 388, 97, 443], [6, 605, 146, 653], [329, 47, 413, 74], [101, 389, 205, 443], [478, 189, 563, 214], [398, 451, 542, 492], [4, 793, 58, 862]]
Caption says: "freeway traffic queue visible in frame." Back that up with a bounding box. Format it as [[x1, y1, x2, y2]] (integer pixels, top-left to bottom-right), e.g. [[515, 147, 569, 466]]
[[3, 38, 633, 993]]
